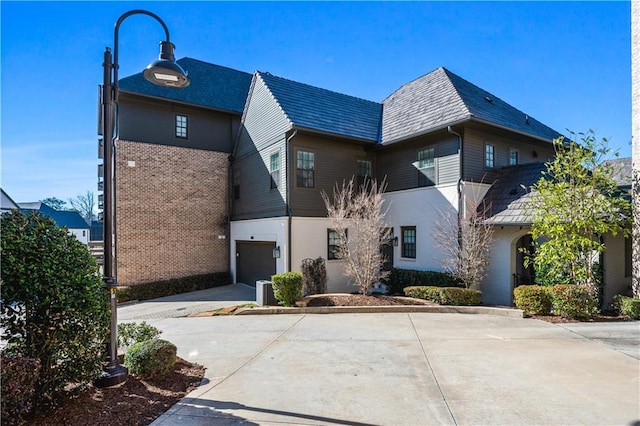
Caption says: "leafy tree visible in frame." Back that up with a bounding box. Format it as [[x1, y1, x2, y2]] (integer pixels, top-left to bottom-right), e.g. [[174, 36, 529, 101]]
[[68, 190, 96, 224], [0, 211, 109, 407], [321, 178, 391, 294], [39, 197, 67, 210], [525, 131, 631, 293]]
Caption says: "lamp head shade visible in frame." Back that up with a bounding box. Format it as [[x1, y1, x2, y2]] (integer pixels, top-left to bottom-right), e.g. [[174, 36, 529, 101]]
[[143, 41, 190, 88]]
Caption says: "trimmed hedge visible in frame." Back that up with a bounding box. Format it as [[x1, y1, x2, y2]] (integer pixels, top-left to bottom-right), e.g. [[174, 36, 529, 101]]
[[117, 321, 162, 349], [615, 295, 640, 319], [271, 272, 303, 307], [404, 286, 482, 306], [388, 268, 462, 295], [513, 285, 553, 315], [1, 357, 41, 425], [124, 338, 177, 379], [551, 285, 598, 319], [117, 272, 232, 303]]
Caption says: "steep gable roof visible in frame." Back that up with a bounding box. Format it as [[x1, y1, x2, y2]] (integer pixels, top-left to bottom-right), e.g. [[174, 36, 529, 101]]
[[119, 58, 252, 114], [258, 72, 382, 142], [382, 67, 562, 145]]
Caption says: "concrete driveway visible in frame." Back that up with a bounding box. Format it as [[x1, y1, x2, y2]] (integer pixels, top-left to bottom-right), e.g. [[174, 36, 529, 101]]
[[115, 288, 640, 426]]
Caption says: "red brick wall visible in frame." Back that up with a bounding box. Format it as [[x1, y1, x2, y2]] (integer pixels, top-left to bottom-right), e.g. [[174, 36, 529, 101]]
[[115, 140, 229, 285]]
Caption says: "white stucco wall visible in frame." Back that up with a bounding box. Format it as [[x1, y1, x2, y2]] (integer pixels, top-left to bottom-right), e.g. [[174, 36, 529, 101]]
[[69, 228, 90, 245], [482, 226, 529, 306], [382, 184, 459, 272], [230, 217, 288, 282], [602, 234, 632, 305]]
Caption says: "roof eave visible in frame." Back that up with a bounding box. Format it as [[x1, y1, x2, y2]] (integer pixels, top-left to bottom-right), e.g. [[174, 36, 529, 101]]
[[381, 116, 471, 146], [468, 116, 557, 145], [118, 89, 243, 116], [293, 125, 379, 145]]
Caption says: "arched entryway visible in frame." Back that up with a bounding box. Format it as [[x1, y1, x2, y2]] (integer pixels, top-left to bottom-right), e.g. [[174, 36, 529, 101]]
[[514, 234, 535, 286]]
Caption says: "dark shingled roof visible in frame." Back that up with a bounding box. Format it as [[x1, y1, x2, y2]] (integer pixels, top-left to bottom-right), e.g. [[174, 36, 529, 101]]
[[480, 162, 547, 225], [258, 72, 383, 142], [19, 203, 90, 229], [382, 67, 562, 145], [601, 157, 632, 187], [119, 58, 252, 114]]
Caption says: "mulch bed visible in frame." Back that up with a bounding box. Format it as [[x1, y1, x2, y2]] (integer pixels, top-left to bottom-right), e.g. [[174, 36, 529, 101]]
[[305, 294, 435, 307], [27, 359, 205, 426]]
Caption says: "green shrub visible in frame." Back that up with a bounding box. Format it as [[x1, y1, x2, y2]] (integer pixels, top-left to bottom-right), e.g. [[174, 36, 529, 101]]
[[551, 285, 598, 319], [388, 268, 462, 295], [117, 321, 162, 349], [124, 338, 177, 379], [614, 295, 640, 319], [1, 357, 41, 425], [271, 272, 303, 307], [116, 272, 232, 303], [439, 287, 482, 306], [513, 285, 553, 315], [301, 257, 327, 296], [0, 211, 109, 406], [404, 286, 442, 303], [404, 286, 481, 306]]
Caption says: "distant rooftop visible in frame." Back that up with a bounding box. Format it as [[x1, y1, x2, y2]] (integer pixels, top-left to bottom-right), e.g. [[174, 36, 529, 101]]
[[601, 157, 632, 187], [19, 202, 89, 229]]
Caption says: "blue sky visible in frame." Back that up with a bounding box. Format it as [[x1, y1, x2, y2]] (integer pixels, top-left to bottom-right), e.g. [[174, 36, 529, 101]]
[[1, 1, 632, 204]]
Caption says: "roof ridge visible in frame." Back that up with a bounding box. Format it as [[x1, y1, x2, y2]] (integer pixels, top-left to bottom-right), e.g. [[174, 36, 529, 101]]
[[257, 71, 380, 106], [177, 57, 252, 76]]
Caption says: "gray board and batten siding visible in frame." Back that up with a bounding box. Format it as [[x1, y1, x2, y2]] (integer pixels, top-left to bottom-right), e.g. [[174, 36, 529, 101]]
[[118, 94, 241, 153]]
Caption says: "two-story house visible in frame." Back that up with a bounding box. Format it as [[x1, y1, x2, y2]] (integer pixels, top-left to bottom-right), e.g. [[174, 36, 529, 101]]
[[112, 59, 630, 306]]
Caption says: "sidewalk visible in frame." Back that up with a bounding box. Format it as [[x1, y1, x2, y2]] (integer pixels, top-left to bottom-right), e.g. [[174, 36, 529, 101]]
[[116, 286, 640, 425]]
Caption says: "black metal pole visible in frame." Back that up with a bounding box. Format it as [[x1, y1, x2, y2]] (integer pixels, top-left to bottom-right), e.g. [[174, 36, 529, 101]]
[[95, 46, 128, 388]]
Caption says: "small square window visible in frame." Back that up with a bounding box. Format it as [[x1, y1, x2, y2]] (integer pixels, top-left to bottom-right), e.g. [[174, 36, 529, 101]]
[[485, 144, 495, 168], [270, 152, 280, 189], [175, 114, 188, 139], [401, 226, 416, 259]]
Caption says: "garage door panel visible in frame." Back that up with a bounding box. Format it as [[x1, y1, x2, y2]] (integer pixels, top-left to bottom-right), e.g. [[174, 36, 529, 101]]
[[236, 241, 276, 287]]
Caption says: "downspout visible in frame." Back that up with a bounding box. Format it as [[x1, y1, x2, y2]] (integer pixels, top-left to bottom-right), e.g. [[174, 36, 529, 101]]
[[448, 126, 464, 249], [285, 129, 297, 272]]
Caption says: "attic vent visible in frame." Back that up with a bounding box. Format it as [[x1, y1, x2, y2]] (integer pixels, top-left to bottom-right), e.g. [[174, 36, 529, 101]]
[[484, 96, 493, 103], [525, 114, 530, 125]]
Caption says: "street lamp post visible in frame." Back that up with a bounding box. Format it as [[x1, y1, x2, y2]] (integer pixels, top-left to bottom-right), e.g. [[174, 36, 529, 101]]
[[95, 9, 190, 388]]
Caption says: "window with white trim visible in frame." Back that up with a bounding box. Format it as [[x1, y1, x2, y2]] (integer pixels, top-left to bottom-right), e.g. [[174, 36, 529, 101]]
[[418, 147, 436, 187], [270, 152, 280, 189]]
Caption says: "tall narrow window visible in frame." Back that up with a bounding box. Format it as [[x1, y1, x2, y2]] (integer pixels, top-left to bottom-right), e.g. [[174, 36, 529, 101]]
[[327, 229, 344, 260], [296, 151, 315, 188], [233, 170, 240, 200], [509, 149, 519, 166], [485, 144, 495, 168], [356, 159, 372, 189], [417, 147, 436, 187], [270, 152, 280, 189], [175, 114, 188, 139], [401, 226, 416, 259]]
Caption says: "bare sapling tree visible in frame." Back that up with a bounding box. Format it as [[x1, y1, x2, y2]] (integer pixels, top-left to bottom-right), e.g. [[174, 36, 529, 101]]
[[433, 197, 494, 290], [68, 191, 96, 225], [321, 177, 391, 295]]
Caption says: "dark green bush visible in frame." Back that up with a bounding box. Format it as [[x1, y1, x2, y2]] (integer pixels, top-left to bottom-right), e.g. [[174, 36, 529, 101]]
[[1, 357, 41, 425], [117, 321, 163, 349], [513, 285, 553, 315], [439, 287, 482, 306], [551, 285, 598, 319], [271, 272, 303, 307], [116, 272, 232, 303], [301, 257, 327, 296], [404, 286, 482, 306], [0, 211, 109, 406], [403, 286, 442, 303], [388, 268, 462, 295], [614, 295, 640, 319], [124, 338, 177, 379]]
